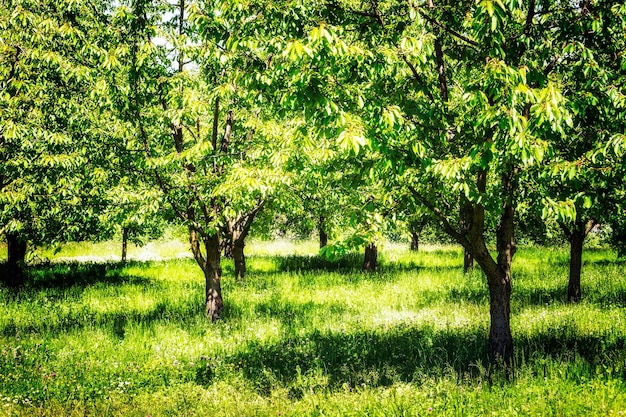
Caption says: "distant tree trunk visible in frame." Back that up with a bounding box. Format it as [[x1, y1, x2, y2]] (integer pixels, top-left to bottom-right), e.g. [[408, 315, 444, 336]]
[[460, 196, 474, 272], [225, 203, 263, 281], [409, 218, 428, 252], [561, 219, 595, 303], [319, 215, 328, 249], [410, 230, 420, 251], [121, 227, 129, 263], [363, 243, 378, 272], [3, 233, 27, 288], [232, 239, 246, 281]]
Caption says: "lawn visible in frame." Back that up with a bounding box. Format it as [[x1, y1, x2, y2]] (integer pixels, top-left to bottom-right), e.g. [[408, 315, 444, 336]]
[[1, 241, 625, 416]]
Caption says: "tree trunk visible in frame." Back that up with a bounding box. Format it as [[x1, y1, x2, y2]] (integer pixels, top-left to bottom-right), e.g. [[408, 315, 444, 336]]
[[121, 227, 129, 263], [463, 250, 474, 273], [319, 216, 328, 249], [362, 243, 378, 272], [460, 196, 474, 272], [568, 229, 584, 302], [472, 170, 515, 368], [486, 267, 513, 367], [410, 230, 420, 252], [3, 233, 27, 288], [204, 233, 223, 321], [221, 229, 233, 259], [233, 240, 246, 281]]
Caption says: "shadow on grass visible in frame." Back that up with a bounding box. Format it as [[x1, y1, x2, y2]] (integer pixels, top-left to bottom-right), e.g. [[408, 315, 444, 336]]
[[205, 324, 489, 396], [201, 321, 626, 396], [25, 261, 153, 289]]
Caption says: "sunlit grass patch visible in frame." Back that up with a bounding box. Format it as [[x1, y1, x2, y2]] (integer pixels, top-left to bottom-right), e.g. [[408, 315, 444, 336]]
[[1, 241, 625, 416]]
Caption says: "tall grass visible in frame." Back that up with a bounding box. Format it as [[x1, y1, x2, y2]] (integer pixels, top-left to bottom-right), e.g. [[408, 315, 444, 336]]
[[0, 241, 625, 416]]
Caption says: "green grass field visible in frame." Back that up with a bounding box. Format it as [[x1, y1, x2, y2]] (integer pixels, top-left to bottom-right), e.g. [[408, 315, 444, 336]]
[[1, 241, 625, 416]]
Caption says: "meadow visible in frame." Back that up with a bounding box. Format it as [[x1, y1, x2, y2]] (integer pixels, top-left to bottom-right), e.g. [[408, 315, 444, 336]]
[[1, 240, 625, 416]]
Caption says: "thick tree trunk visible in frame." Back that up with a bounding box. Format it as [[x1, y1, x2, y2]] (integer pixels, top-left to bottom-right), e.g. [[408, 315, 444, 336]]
[[486, 267, 513, 367], [121, 227, 129, 263], [204, 233, 223, 321], [233, 240, 246, 281], [3, 233, 27, 288], [319, 216, 328, 249], [362, 243, 378, 272]]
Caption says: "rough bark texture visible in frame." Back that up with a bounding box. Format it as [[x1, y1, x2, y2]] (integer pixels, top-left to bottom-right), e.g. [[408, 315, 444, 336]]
[[362, 243, 378, 272], [190, 228, 223, 320], [3, 233, 27, 288], [204, 233, 223, 321], [471, 170, 515, 368]]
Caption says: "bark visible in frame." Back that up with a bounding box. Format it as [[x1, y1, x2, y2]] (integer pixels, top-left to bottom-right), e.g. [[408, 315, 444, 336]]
[[204, 233, 223, 321], [563, 219, 595, 303], [362, 243, 378, 272], [121, 228, 129, 263], [3, 233, 27, 288], [460, 197, 474, 272], [410, 230, 420, 252], [568, 230, 584, 303], [190, 228, 223, 320], [233, 240, 246, 281], [470, 170, 515, 368], [319, 215, 328, 249]]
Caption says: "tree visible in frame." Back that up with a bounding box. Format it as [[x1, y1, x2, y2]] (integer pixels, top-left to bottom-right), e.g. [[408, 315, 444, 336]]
[[0, 0, 111, 286], [538, 1, 626, 302], [107, 0, 288, 317], [264, 0, 624, 367]]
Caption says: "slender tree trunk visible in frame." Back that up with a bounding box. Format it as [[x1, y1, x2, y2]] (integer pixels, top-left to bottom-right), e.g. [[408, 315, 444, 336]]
[[233, 240, 245, 281], [204, 233, 223, 320], [568, 230, 584, 303], [471, 170, 515, 368], [460, 197, 474, 272], [121, 227, 129, 263], [3, 233, 27, 288], [319, 215, 328, 249], [221, 228, 233, 259], [560, 219, 595, 303], [363, 243, 378, 272]]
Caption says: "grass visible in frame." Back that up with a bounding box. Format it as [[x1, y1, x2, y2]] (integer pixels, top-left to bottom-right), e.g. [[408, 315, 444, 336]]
[[1, 240, 625, 416]]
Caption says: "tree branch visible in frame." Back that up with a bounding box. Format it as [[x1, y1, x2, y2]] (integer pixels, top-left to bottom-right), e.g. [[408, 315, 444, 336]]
[[408, 185, 470, 249]]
